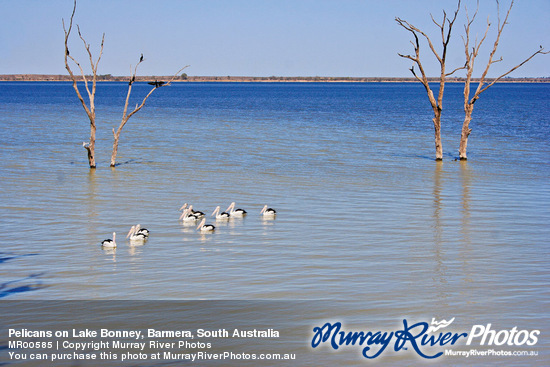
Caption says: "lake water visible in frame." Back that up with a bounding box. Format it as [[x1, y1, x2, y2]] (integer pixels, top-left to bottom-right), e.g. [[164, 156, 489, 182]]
[[0, 81, 549, 365]]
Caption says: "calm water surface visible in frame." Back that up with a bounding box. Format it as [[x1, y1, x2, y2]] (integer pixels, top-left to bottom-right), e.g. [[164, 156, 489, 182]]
[[0, 82, 549, 364]]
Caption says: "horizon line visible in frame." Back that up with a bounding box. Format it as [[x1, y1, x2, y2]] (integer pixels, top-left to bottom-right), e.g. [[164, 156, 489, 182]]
[[1, 74, 549, 83]]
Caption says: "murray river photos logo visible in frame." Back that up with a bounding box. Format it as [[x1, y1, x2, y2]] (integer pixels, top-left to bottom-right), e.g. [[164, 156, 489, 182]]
[[310, 318, 540, 360]]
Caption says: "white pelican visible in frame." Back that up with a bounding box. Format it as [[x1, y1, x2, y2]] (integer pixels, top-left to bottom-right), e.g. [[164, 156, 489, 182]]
[[181, 208, 199, 224], [101, 232, 117, 248], [197, 218, 215, 232], [136, 224, 149, 238], [126, 225, 147, 243], [188, 205, 205, 218], [212, 206, 231, 220], [226, 202, 247, 217], [179, 203, 189, 211], [260, 205, 277, 217], [179, 208, 190, 220]]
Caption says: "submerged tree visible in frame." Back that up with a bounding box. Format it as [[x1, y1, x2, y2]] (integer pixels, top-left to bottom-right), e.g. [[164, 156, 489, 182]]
[[396, 1, 463, 161], [64, 1, 188, 168], [110, 62, 188, 167], [63, 0, 103, 168], [458, 0, 548, 160]]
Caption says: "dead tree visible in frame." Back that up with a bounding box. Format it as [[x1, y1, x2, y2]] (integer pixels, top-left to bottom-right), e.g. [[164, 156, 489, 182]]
[[63, 0, 104, 169], [396, 1, 463, 160], [459, 0, 548, 160], [110, 63, 188, 167]]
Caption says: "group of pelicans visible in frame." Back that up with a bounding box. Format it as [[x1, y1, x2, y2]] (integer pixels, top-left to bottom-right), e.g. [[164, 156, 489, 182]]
[[100, 202, 277, 249]]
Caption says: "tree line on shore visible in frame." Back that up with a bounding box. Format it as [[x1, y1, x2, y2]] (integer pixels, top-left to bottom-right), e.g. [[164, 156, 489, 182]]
[[1, 74, 549, 83]]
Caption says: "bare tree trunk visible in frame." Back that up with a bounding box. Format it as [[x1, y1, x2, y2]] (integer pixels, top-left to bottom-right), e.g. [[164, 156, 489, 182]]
[[459, 0, 548, 160], [396, 1, 463, 161], [459, 104, 473, 159], [85, 125, 96, 166], [110, 63, 188, 167], [433, 109, 443, 160], [110, 131, 121, 167], [63, 0, 104, 169]]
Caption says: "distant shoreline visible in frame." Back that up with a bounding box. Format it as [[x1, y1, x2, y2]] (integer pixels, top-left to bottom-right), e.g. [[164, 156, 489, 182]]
[[0, 74, 549, 83]]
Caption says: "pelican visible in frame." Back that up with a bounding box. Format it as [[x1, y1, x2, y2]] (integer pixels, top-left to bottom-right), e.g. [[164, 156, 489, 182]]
[[180, 208, 191, 220], [181, 208, 199, 224], [197, 218, 215, 232], [226, 202, 247, 217], [260, 205, 277, 217], [136, 224, 149, 238], [101, 232, 117, 248], [127, 225, 147, 243], [212, 206, 231, 220], [179, 203, 188, 211], [188, 205, 205, 218]]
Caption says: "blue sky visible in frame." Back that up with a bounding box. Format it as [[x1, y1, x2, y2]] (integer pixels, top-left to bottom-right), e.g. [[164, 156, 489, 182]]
[[0, 0, 548, 77]]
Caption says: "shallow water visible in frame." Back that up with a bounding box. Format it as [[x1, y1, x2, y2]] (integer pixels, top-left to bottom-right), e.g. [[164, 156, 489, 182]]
[[0, 82, 549, 364]]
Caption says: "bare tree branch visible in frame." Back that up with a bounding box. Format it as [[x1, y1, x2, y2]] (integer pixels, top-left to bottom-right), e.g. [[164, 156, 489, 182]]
[[458, 0, 549, 160], [445, 65, 465, 76], [63, 0, 103, 168], [476, 48, 549, 97], [396, 0, 462, 160], [63, 1, 89, 117], [110, 62, 190, 167], [397, 17, 443, 64], [126, 65, 189, 121]]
